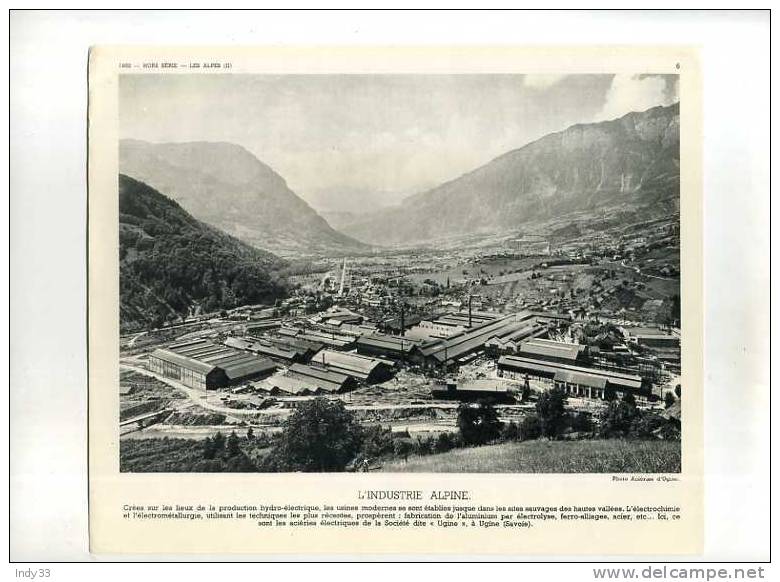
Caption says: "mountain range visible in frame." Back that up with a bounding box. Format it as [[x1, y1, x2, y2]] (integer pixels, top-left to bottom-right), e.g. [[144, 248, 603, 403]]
[[119, 139, 368, 257], [340, 103, 680, 245], [119, 174, 288, 331]]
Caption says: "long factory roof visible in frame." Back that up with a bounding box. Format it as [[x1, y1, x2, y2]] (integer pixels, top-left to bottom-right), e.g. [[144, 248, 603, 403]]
[[154, 338, 276, 379], [418, 312, 536, 363], [356, 333, 421, 354], [517, 338, 586, 361], [497, 355, 643, 389]]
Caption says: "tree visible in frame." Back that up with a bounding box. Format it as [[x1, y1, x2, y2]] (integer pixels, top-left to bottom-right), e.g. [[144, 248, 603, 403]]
[[212, 431, 226, 452], [457, 401, 501, 446], [535, 387, 568, 438], [202, 436, 216, 460], [393, 439, 412, 462], [664, 392, 676, 409], [227, 431, 241, 457], [600, 393, 639, 437], [520, 376, 532, 403], [262, 398, 363, 472], [246, 427, 255, 440]]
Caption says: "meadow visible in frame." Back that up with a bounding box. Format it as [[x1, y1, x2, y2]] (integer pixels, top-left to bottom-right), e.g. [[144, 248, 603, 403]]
[[379, 438, 681, 473]]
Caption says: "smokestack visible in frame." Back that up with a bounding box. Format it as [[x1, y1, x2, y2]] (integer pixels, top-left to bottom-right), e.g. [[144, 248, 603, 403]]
[[400, 304, 405, 337], [468, 295, 472, 328]]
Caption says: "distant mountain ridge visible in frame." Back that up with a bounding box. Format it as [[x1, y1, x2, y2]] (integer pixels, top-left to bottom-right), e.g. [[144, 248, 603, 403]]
[[119, 174, 288, 331], [342, 103, 680, 245], [119, 139, 368, 256]]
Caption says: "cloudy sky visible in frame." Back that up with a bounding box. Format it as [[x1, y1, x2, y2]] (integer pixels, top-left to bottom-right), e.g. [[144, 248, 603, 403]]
[[120, 73, 678, 212]]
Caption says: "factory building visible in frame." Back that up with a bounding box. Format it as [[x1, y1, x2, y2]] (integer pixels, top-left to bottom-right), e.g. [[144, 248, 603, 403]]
[[148, 338, 276, 390], [484, 323, 546, 355], [310, 349, 395, 383], [242, 319, 282, 335], [316, 307, 364, 326], [516, 338, 588, 365], [497, 355, 647, 401], [405, 320, 466, 342], [379, 313, 425, 335], [433, 310, 498, 329], [411, 312, 537, 372], [282, 363, 358, 394], [624, 327, 681, 349], [431, 378, 517, 402], [225, 336, 314, 365], [355, 333, 422, 360]]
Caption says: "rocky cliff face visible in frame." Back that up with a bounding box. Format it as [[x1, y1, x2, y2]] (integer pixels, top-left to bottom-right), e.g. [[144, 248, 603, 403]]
[[343, 103, 680, 245], [120, 140, 368, 256]]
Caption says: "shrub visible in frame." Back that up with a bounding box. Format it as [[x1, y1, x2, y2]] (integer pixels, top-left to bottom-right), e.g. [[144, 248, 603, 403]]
[[600, 394, 639, 437], [434, 432, 455, 453], [360, 424, 395, 458], [457, 401, 502, 446], [501, 421, 521, 442], [630, 413, 667, 439], [412, 435, 436, 456], [568, 411, 593, 433], [519, 415, 542, 440], [393, 439, 413, 462]]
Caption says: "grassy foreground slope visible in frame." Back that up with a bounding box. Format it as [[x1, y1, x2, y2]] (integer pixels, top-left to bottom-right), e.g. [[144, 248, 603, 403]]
[[380, 439, 681, 473]]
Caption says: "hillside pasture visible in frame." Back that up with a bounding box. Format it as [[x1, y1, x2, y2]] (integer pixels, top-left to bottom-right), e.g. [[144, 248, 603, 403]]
[[379, 439, 681, 473]]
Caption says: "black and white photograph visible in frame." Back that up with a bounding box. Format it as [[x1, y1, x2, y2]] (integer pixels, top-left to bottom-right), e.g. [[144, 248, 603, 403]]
[[117, 72, 684, 474]]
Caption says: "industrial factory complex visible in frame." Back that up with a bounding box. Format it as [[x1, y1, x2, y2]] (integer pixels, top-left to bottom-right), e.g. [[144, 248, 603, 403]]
[[138, 300, 674, 406], [122, 211, 682, 447]]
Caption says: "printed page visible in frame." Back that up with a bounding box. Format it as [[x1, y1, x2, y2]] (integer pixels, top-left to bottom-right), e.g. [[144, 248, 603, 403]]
[[88, 45, 703, 556]]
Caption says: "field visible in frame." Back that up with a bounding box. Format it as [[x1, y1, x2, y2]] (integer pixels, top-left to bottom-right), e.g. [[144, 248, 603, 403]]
[[120, 436, 271, 472], [379, 439, 681, 473]]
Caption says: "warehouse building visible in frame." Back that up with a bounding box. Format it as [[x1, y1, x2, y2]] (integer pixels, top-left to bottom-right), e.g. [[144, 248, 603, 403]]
[[284, 363, 358, 394], [355, 333, 423, 360], [433, 310, 498, 329], [310, 349, 395, 383], [411, 312, 537, 372], [516, 338, 588, 365], [379, 313, 425, 335], [243, 319, 282, 334], [624, 327, 681, 349], [226, 335, 311, 365], [405, 320, 466, 342], [148, 338, 277, 390], [277, 325, 356, 350], [497, 355, 646, 401], [431, 378, 517, 402], [484, 323, 546, 355]]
